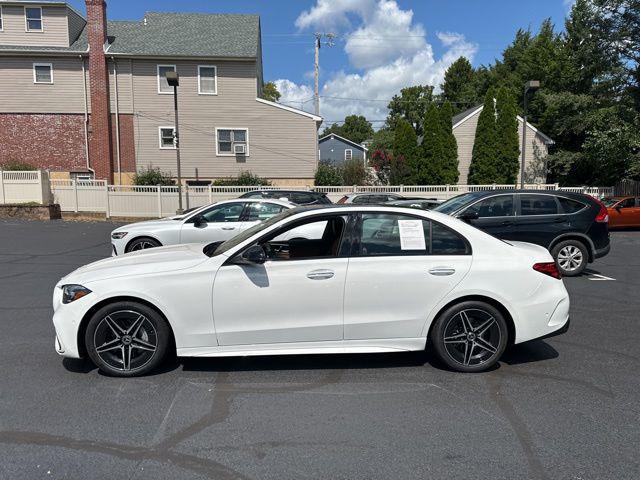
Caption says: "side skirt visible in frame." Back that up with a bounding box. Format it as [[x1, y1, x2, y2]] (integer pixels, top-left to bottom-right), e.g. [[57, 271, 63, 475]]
[[177, 337, 427, 358]]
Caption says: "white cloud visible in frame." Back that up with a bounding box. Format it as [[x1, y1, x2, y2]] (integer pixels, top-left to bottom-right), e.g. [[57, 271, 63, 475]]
[[280, 0, 478, 128]]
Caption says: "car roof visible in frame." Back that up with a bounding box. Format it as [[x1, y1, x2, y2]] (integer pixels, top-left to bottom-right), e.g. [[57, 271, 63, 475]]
[[245, 189, 326, 196], [453, 189, 596, 200]]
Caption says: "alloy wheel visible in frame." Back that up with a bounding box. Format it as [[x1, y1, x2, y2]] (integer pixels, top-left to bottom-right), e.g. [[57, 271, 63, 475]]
[[557, 245, 583, 272], [442, 309, 502, 367], [130, 240, 156, 251], [93, 310, 158, 372]]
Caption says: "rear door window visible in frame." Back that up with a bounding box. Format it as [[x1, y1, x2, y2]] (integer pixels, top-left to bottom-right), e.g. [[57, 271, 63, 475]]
[[519, 195, 559, 215], [558, 197, 586, 214], [463, 195, 514, 217]]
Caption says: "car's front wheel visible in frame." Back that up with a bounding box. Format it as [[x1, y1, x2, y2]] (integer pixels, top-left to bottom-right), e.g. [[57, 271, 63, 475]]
[[430, 301, 508, 372], [125, 237, 161, 253], [84, 301, 170, 377], [551, 239, 588, 277]]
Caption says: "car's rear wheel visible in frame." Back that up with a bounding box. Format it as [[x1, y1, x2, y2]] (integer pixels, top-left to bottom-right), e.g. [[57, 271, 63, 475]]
[[85, 302, 170, 377], [430, 301, 508, 372], [126, 237, 161, 253], [551, 239, 588, 277]]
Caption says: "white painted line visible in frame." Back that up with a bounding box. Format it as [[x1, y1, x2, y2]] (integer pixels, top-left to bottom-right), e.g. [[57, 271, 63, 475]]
[[587, 273, 616, 281]]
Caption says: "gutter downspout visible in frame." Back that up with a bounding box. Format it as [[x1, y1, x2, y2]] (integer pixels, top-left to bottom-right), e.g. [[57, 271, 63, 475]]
[[80, 55, 94, 177], [111, 56, 122, 185]]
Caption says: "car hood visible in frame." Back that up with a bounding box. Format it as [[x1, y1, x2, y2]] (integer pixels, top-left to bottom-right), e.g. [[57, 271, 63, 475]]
[[113, 216, 183, 232], [59, 243, 209, 285]]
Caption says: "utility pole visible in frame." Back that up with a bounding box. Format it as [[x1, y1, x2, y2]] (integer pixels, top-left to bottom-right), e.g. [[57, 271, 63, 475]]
[[314, 32, 335, 116]]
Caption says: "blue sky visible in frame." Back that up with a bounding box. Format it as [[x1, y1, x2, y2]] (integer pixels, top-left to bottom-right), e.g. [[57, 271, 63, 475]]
[[68, 0, 571, 124]]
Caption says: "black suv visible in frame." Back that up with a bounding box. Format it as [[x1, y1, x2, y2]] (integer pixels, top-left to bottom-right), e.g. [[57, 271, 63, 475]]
[[434, 190, 610, 276], [240, 190, 332, 205]]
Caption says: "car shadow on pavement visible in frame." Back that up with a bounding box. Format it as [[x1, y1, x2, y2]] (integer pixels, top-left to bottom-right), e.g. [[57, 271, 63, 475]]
[[500, 340, 559, 366]]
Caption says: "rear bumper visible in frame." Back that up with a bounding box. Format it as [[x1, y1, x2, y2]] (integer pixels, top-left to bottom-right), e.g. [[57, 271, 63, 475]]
[[536, 317, 570, 341], [594, 243, 610, 259]]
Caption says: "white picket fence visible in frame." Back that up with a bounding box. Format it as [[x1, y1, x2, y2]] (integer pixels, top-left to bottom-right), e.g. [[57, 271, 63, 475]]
[[0, 170, 52, 204], [47, 179, 614, 218]]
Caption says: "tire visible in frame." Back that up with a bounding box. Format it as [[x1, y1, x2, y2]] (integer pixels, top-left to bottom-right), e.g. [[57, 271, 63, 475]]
[[430, 301, 508, 373], [84, 301, 170, 377], [551, 239, 588, 277], [125, 236, 161, 253]]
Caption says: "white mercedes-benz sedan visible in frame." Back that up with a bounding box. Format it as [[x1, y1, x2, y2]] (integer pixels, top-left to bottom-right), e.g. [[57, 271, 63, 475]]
[[53, 206, 570, 376], [110, 198, 295, 255]]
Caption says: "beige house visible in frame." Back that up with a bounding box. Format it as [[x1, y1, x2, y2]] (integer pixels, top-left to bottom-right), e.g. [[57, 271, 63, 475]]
[[0, 0, 322, 184], [452, 105, 554, 185]]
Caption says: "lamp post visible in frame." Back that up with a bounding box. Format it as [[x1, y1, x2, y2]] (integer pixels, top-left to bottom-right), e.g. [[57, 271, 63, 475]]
[[165, 70, 183, 213], [520, 80, 540, 189]]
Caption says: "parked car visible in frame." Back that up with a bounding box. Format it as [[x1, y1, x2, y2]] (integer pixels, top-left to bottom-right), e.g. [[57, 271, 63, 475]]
[[434, 190, 610, 276], [54, 205, 569, 376], [110, 199, 295, 255], [386, 199, 442, 210], [602, 196, 640, 228], [337, 192, 421, 204], [239, 190, 332, 205]]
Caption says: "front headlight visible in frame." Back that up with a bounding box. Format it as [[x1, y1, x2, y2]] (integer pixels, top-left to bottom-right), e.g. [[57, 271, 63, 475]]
[[61, 284, 92, 304], [111, 231, 128, 240]]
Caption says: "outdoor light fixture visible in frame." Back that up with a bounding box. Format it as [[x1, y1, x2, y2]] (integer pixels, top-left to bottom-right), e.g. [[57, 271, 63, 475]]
[[520, 80, 540, 188]]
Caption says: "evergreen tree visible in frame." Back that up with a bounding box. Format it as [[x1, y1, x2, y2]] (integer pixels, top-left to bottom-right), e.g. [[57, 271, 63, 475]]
[[387, 85, 434, 137], [468, 89, 499, 184], [412, 104, 443, 184], [495, 87, 520, 184], [392, 119, 418, 182], [441, 57, 479, 113], [439, 101, 459, 184]]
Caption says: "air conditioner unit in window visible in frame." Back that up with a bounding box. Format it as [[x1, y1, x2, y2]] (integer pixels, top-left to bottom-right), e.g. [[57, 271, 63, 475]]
[[233, 143, 246, 155]]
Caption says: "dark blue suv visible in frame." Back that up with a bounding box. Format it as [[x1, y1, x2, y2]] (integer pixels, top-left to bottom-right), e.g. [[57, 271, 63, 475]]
[[434, 190, 610, 276]]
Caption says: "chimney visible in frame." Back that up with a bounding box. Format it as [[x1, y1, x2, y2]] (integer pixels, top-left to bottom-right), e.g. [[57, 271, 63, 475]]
[[85, 0, 113, 182]]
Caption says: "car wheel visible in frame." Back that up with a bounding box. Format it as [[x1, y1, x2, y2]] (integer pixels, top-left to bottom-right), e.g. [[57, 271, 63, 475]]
[[126, 237, 161, 253], [85, 302, 170, 377], [430, 301, 508, 373], [551, 240, 588, 277]]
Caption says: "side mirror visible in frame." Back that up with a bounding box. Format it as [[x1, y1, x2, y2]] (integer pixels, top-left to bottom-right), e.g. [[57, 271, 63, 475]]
[[458, 211, 479, 222], [193, 215, 206, 227], [238, 244, 266, 265]]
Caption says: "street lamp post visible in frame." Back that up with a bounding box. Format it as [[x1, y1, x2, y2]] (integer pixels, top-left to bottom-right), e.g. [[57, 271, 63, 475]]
[[165, 70, 183, 214], [520, 80, 540, 189]]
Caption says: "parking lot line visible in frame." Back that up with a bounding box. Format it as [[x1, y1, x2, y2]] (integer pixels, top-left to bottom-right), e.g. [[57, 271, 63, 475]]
[[586, 273, 616, 281]]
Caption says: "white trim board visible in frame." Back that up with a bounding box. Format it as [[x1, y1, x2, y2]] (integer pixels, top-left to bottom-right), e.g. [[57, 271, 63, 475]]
[[255, 97, 322, 121], [319, 133, 368, 151]]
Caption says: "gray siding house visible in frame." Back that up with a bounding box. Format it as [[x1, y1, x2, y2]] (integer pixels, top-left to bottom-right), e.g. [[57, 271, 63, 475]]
[[452, 105, 554, 185], [318, 134, 367, 166], [0, 0, 322, 184]]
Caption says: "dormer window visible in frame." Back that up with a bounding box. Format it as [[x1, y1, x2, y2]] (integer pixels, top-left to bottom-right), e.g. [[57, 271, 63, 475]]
[[25, 7, 43, 32]]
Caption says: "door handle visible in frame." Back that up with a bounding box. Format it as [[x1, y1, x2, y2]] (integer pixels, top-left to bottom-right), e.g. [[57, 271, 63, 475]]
[[306, 269, 335, 280], [221, 226, 236, 230], [428, 267, 456, 276]]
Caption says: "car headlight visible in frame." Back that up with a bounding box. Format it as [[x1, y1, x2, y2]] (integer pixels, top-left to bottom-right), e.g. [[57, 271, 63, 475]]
[[61, 284, 92, 304], [111, 231, 128, 240]]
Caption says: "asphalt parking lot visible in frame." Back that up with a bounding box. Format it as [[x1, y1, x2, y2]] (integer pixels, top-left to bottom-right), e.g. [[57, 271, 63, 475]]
[[0, 219, 638, 480]]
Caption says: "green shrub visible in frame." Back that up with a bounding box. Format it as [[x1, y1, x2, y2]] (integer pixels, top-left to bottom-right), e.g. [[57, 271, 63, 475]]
[[133, 167, 175, 186], [1, 161, 36, 171], [314, 163, 343, 186], [340, 158, 368, 186], [212, 171, 271, 186]]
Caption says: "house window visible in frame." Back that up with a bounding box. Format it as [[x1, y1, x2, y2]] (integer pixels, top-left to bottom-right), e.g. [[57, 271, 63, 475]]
[[25, 7, 43, 32], [217, 128, 248, 156], [159, 127, 176, 149], [345, 149, 353, 161], [33, 63, 53, 84], [157, 65, 176, 94], [198, 65, 217, 95]]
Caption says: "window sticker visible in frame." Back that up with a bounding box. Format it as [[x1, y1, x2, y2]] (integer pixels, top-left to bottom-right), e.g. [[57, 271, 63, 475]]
[[397, 219, 426, 250]]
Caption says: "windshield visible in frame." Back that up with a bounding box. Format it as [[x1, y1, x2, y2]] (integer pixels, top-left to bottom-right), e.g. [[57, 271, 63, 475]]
[[434, 193, 478, 214], [601, 197, 619, 207], [205, 209, 297, 257]]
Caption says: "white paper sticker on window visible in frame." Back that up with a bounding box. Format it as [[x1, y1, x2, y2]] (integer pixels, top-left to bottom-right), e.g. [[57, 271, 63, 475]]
[[397, 219, 426, 250]]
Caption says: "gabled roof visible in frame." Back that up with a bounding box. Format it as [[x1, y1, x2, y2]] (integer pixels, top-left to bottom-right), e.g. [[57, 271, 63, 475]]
[[451, 104, 554, 144], [318, 133, 368, 151], [1, 8, 261, 59]]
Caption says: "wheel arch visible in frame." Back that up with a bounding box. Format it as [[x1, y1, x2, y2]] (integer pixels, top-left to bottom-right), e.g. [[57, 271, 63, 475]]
[[124, 235, 163, 253], [549, 233, 594, 262], [426, 295, 516, 346], [76, 295, 176, 358]]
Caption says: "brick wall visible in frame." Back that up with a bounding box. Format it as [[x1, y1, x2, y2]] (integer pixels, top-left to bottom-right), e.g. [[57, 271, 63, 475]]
[[0, 114, 87, 171]]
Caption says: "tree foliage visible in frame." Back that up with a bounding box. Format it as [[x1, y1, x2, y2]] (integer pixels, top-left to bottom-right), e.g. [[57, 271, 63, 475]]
[[321, 115, 374, 145], [0, 160, 37, 171], [133, 167, 175, 186], [314, 162, 343, 186], [438, 101, 459, 184], [386, 85, 434, 137], [495, 87, 520, 184], [262, 81, 281, 102], [212, 171, 271, 186], [441, 57, 480, 114], [468, 89, 498, 184]]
